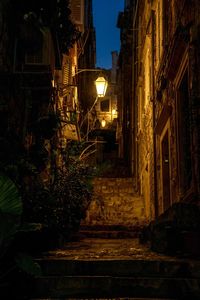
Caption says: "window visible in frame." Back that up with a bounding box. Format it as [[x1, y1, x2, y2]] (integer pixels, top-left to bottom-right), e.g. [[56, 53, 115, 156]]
[[69, 0, 84, 31], [63, 56, 72, 86], [25, 29, 52, 65], [100, 99, 110, 112]]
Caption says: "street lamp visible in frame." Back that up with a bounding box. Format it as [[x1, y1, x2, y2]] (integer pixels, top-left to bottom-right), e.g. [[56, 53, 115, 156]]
[[80, 74, 108, 135], [74, 69, 108, 97], [95, 76, 108, 97], [85, 75, 108, 115]]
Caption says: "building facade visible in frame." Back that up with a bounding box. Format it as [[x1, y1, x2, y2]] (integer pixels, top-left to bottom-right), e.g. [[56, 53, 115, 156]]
[[118, 0, 200, 221], [117, 1, 135, 172], [75, 0, 97, 134], [0, 0, 95, 182]]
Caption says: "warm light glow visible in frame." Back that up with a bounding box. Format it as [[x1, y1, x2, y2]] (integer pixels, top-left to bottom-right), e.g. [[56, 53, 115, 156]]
[[101, 118, 106, 128], [95, 76, 108, 97], [51, 79, 55, 87], [112, 108, 116, 115]]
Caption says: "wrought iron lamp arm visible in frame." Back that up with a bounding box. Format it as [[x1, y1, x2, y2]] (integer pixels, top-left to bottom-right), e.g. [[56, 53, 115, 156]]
[[74, 69, 103, 75]]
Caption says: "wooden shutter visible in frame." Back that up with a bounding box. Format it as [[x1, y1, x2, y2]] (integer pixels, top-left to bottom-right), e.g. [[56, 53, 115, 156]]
[[69, 0, 84, 31], [63, 56, 72, 86]]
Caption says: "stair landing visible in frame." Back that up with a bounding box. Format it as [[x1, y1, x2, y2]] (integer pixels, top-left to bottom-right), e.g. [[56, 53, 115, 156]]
[[41, 237, 199, 262]]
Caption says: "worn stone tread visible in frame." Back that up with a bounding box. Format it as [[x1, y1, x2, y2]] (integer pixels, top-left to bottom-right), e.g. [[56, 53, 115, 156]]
[[32, 275, 200, 298]]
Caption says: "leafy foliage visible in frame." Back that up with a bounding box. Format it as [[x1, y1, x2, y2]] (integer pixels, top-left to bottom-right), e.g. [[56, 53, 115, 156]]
[[0, 174, 42, 297], [51, 159, 93, 235], [15, 253, 42, 277], [0, 175, 22, 257], [22, 157, 94, 239], [0, 175, 22, 216]]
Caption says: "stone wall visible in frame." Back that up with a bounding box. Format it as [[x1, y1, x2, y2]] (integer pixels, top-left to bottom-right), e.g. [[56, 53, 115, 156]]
[[82, 178, 146, 227]]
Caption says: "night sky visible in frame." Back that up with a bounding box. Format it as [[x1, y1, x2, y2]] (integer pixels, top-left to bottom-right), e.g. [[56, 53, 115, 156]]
[[93, 0, 124, 69]]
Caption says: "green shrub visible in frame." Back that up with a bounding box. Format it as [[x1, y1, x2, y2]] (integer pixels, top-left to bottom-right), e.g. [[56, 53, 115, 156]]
[[22, 157, 94, 240], [51, 158, 93, 236]]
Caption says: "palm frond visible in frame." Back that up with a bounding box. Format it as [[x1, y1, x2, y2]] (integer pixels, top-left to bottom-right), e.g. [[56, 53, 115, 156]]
[[0, 175, 22, 215]]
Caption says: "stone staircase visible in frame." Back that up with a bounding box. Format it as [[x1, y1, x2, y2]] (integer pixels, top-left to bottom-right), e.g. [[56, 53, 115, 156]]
[[82, 177, 146, 230], [21, 239, 200, 299], [12, 177, 200, 299]]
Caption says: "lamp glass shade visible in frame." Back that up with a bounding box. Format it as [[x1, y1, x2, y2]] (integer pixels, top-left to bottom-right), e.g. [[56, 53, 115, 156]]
[[95, 76, 108, 97], [101, 118, 106, 128]]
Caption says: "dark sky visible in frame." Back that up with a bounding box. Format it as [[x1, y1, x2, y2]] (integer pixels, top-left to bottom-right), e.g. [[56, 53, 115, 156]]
[[93, 0, 124, 69]]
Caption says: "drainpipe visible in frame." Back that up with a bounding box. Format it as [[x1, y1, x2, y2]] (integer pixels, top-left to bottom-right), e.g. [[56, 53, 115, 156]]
[[151, 10, 159, 218]]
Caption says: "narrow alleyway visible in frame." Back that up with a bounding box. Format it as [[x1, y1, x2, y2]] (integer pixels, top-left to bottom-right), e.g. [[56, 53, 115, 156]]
[[1, 0, 200, 299]]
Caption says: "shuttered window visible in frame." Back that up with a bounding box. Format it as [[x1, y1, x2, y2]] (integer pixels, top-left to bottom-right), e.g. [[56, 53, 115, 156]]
[[69, 0, 84, 30], [63, 56, 72, 86]]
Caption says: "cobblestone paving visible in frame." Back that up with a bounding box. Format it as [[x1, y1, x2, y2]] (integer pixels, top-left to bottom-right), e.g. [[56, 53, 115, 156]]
[[44, 238, 190, 261]]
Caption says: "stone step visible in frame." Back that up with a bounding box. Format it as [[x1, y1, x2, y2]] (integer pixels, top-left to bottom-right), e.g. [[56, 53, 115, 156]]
[[93, 177, 134, 183], [29, 297, 177, 300], [79, 225, 143, 239], [29, 249, 200, 299], [92, 178, 135, 187], [17, 236, 200, 300], [80, 225, 140, 230], [79, 230, 139, 238], [30, 275, 200, 299], [37, 258, 200, 278], [94, 186, 138, 194], [93, 192, 140, 198]]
